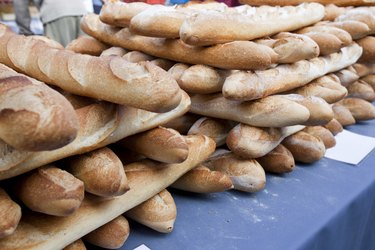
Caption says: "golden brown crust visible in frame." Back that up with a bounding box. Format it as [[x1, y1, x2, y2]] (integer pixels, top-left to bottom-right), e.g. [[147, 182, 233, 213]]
[[332, 103, 356, 125], [303, 126, 336, 148], [0, 64, 79, 151], [84, 216, 130, 249], [0, 188, 21, 239], [66, 147, 129, 197], [338, 97, 375, 121], [15, 166, 85, 216], [171, 165, 233, 193], [323, 118, 344, 135], [66, 35, 109, 56], [63, 239, 86, 250], [257, 144, 295, 174], [357, 36, 375, 63], [126, 189, 176, 233], [347, 80, 375, 101]]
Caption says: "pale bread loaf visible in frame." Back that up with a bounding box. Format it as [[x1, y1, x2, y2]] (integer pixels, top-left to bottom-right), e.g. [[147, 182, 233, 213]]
[[0, 188, 21, 239]]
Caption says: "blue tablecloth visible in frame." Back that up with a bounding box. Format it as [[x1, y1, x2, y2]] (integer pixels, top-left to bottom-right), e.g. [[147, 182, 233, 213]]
[[119, 120, 375, 250]]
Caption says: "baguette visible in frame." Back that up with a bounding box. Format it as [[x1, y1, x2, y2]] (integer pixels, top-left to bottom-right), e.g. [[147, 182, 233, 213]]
[[170, 64, 230, 94], [99, 1, 156, 27], [323, 4, 347, 21], [334, 66, 359, 87], [332, 103, 356, 126], [179, 3, 325, 46], [171, 165, 233, 193], [15, 165, 85, 216], [357, 36, 375, 63], [222, 44, 362, 101], [239, 0, 375, 6], [226, 123, 305, 159], [63, 239, 86, 250], [204, 151, 266, 193], [280, 94, 334, 125], [150, 58, 175, 71], [257, 32, 319, 64], [361, 74, 375, 90], [0, 188, 21, 239], [187, 117, 235, 146], [337, 97, 375, 121], [190, 93, 310, 128], [347, 80, 375, 101], [289, 74, 348, 104], [66, 35, 109, 56], [0, 140, 32, 171], [125, 189, 176, 233], [65, 147, 129, 197], [0, 25, 182, 113], [83, 216, 130, 249], [352, 63, 375, 77], [282, 131, 326, 163], [0, 135, 215, 249], [324, 118, 343, 135], [257, 144, 295, 174], [0, 91, 190, 180], [317, 20, 371, 40], [0, 63, 79, 151], [303, 126, 336, 148], [298, 25, 353, 47], [122, 50, 154, 62], [335, 9, 375, 34], [117, 127, 189, 164], [100, 46, 128, 57], [81, 14, 278, 70]]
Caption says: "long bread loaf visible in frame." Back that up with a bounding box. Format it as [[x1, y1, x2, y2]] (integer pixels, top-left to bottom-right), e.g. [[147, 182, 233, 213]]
[[0, 24, 182, 113], [0, 135, 215, 249], [239, 0, 375, 6], [81, 14, 278, 70]]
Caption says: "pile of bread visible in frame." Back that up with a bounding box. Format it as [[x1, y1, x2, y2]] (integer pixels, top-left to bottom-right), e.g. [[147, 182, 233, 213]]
[[0, 0, 374, 249]]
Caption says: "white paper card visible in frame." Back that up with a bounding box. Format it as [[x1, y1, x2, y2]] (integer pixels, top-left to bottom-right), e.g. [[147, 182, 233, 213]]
[[325, 129, 375, 165], [133, 244, 151, 250]]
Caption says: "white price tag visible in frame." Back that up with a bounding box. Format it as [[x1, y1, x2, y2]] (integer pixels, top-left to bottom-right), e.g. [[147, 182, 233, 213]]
[[133, 244, 151, 250]]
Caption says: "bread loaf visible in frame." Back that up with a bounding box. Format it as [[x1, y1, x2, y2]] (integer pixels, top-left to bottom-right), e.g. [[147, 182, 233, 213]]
[[323, 4, 347, 21], [66, 35, 109, 56], [117, 127, 189, 164], [0, 63, 79, 151], [298, 25, 353, 47], [324, 118, 344, 135], [334, 66, 359, 87], [0, 135, 215, 249], [303, 126, 336, 148], [257, 144, 295, 174], [204, 151, 266, 193], [361, 74, 375, 90], [289, 74, 348, 104], [15, 165, 85, 216], [357, 36, 375, 63], [122, 50, 154, 62], [332, 103, 356, 126], [126, 189, 176, 233], [222, 44, 362, 101], [63, 239, 86, 250], [227, 123, 304, 159], [239, 0, 375, 6], [0, 91, 190, 180], [170, 64, 230, 94], [337, 97, 375, 121], [281, 94, 334, 125], [353, 63, 375, 77], [81, 14, 278, 70], [187, 117, 235, 146], [84, 216, 129, 249], [335, 8, 375, 34], [171, 165, 233, 193], [257, 32, 319, 64], [282, 131, 326, 163], [100, 46, 128, 57], [190, 94, 310, 127], [317, 20, 370, 40], [347, 80, 375, 101], [179, 3, 325, 46], [0, 25, 182, 113], [65, 147, 129, 197], [0, 188, 21, 239]]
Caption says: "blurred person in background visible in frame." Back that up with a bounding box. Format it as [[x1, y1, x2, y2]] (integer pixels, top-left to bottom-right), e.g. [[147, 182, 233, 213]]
[[39, 0, 93, 47], [13, 0, 41, 35]]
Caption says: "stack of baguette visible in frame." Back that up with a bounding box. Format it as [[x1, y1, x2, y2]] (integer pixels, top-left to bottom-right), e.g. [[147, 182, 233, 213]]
[[0, 1, 374, 249]]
